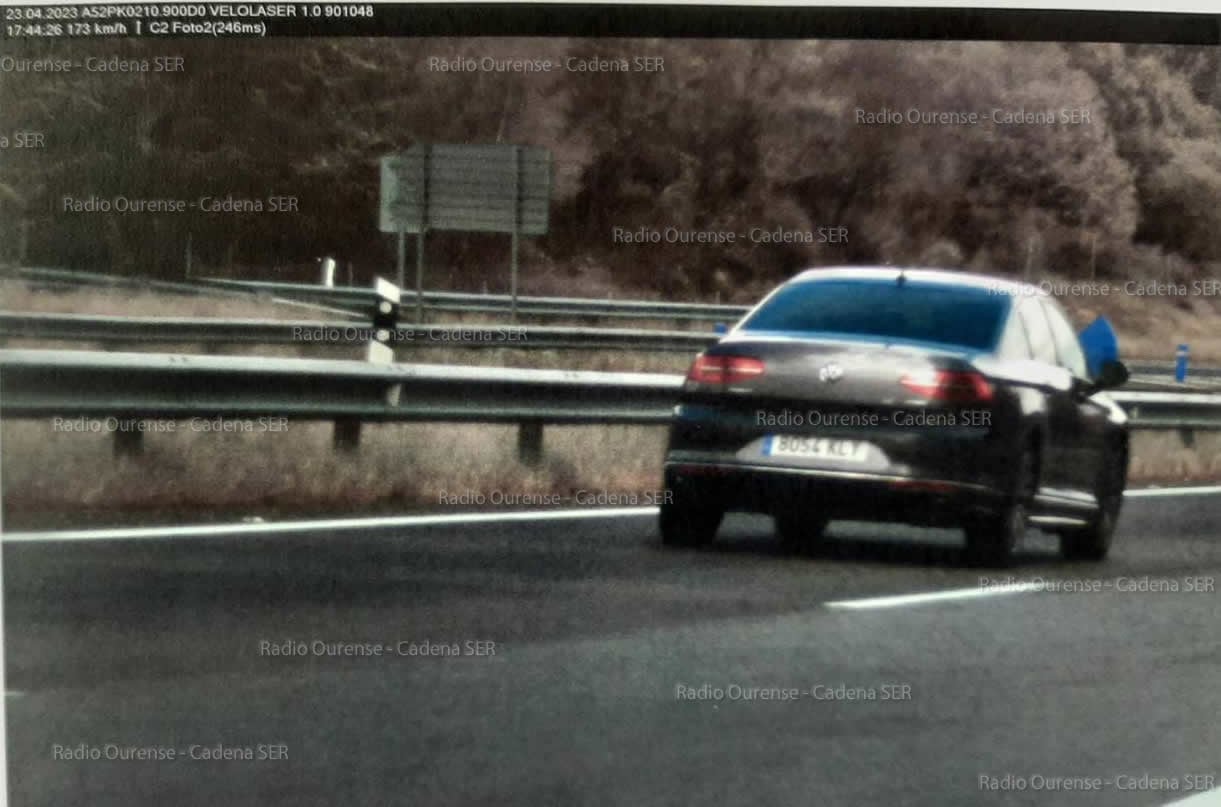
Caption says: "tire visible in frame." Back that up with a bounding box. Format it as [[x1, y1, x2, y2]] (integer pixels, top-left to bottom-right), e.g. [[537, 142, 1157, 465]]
[[965, 447, 1036, 568], [659, 493, 723, 548], [1060, 445, 1127, 561], [775, 511, 829, 554], [964, 503, 1026, 568]]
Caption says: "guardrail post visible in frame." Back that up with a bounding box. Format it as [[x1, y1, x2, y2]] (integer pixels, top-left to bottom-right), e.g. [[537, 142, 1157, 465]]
[[113, 424, 143, 458], [517, 421, 543, 467], [333, 418, 361, 452]]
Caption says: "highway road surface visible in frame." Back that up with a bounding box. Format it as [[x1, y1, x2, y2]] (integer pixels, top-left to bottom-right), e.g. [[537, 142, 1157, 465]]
[[5, 489, 1221, 806]]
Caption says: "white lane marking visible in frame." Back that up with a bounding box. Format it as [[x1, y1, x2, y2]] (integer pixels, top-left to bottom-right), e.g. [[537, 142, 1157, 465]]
[[1, 484, 1216, 544], [1163, 789, 1221, 806], [1125, 485, 1221, 498], [0, 507, 660, 544], [822, 482, 1221, 612], [825, 583, 1042, 611]]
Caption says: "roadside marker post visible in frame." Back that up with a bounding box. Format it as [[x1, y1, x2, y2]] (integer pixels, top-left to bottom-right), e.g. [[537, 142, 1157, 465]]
[[337, 277, 401, 452], [1176, 344, 1190, 384]]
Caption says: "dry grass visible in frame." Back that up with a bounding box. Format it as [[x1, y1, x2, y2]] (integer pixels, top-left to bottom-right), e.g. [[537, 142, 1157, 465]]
[[1128, 432, 1221, 483], [3, 419, 1217, 530], [0, 280, 329, 321], [1, 421, 668, 530], [1042, 272, 1221, 363]]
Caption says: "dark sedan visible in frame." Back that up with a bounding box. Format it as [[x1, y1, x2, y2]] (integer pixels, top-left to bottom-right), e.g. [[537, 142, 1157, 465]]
[[660, 267, 1131, 566]]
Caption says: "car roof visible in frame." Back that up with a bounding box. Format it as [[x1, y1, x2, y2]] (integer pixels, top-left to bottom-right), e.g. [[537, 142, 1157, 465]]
[[788, 266, 1047, 298]]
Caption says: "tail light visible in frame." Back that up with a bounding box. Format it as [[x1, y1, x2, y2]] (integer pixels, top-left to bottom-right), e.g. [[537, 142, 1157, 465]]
[[686, 354, 766, 386], [900, 369, 994, 402]]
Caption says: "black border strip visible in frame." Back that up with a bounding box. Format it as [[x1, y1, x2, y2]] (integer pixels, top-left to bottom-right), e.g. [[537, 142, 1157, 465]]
[[265, 5, 1221, 44]]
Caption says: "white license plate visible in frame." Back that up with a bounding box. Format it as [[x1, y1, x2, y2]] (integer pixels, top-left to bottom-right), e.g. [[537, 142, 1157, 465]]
[[764, 435, 869, 462]]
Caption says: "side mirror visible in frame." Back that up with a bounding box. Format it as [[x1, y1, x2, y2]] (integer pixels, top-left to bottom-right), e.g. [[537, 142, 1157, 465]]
[[1092, 359, 1129, 391], [713, 322, 728, 335]]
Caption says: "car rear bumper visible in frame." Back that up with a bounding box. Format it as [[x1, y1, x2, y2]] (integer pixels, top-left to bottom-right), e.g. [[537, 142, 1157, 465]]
[[663, 455, 1007, 527]]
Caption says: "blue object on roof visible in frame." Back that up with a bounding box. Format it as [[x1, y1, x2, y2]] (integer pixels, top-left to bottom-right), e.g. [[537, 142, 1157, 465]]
[[1078, 316, 1119, 379]]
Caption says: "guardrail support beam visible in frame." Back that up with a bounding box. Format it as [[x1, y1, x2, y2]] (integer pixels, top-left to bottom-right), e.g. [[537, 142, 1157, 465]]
[[518, 421, 544, 467], [333, 418, 361, 452]]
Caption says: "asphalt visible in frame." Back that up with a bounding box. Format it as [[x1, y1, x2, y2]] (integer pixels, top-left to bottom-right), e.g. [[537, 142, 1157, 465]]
[[5, 493, 1221, 806]]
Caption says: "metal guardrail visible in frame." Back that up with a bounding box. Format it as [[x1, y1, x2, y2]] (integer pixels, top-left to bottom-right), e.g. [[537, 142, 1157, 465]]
[[0, 349, 678, 461], [7, 313, 1221, 391], [0, 349, 677, 424], [201, 278, 749, 322], [2, 350, 1219, 463], [10, 268, 1221, 373], [1128, 362, 1221, 380], [0, 312, 716, 353], [1104, 390, 1221, 430], [1, 312, 345, 346], [5, 266, 747, 323], [8, 268, 1220, 376]]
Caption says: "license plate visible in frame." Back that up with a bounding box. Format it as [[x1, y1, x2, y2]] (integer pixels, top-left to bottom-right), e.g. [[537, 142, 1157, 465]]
[[764, 435, 869, 462]]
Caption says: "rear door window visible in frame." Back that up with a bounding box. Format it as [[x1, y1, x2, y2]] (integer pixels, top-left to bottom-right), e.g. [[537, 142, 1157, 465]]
[[1041, 299, 1089, 378], [998, 308, 1034, 360], [1016, 299, 1058, 365]]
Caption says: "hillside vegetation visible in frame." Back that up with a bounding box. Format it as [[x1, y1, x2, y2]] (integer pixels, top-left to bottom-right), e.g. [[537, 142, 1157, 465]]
[[1, 39, 1217, 300]]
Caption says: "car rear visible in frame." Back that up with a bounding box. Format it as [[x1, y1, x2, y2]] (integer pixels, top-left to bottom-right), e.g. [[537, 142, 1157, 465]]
[[662, 270, 1025, 536]]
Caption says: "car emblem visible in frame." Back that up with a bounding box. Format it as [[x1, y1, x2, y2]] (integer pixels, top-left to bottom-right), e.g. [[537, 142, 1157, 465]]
[[818, 362, 844, 383]]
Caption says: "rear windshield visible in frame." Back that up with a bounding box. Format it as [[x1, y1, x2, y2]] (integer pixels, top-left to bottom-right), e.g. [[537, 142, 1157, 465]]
[[739, 279, 1009, 351]]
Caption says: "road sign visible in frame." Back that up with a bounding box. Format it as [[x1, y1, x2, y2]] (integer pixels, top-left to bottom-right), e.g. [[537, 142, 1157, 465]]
[[379, 144, 551, 235], [379, 153, 426, 235], [379, 144, 553, 320]]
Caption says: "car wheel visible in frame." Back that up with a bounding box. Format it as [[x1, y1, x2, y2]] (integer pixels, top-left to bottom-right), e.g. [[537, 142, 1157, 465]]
[[965, 447, 1035, 568], [775, 511, 829, 554], [659, 493, 723, 548], [1060, 445, 1126, 561]]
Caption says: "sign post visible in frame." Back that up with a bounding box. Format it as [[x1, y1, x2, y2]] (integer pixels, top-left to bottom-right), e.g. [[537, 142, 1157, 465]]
[[381, 151, 426, 309], [396, 230, 406, 293], [415, 228, 427, 322], [511, 145, 521, 322]]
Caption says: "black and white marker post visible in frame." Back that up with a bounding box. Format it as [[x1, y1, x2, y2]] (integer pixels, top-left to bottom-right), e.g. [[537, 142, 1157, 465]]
[[368, 277, 401, 366], [333, 277, 402, 452]]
